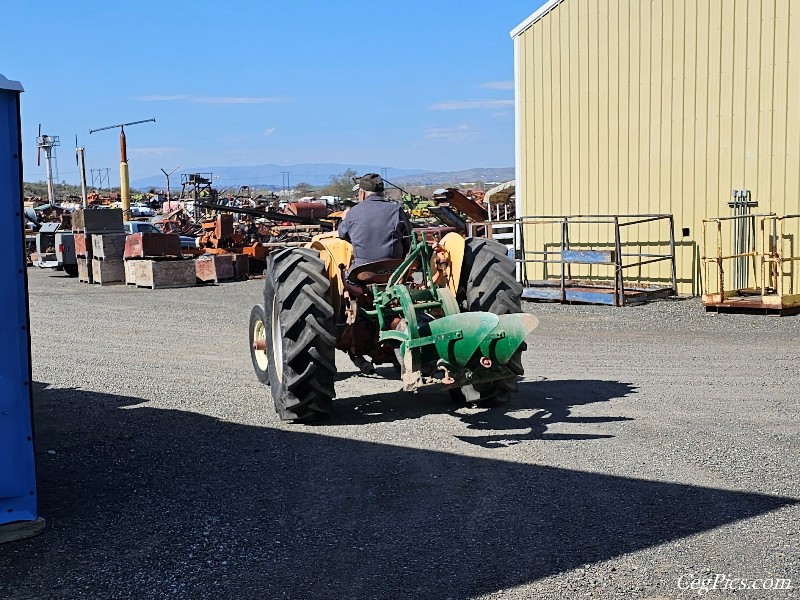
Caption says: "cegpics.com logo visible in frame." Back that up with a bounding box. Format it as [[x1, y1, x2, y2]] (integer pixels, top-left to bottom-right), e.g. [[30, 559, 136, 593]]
[[677, 573, 792, 595]]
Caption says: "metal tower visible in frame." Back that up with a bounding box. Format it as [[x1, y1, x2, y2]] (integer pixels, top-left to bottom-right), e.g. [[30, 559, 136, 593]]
[[36, 125, 59, 204]]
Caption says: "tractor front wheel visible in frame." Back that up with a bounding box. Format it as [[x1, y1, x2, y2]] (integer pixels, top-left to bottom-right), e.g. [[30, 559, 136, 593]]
[[249, 304, 270, 384], [264, 248, 337, 421]]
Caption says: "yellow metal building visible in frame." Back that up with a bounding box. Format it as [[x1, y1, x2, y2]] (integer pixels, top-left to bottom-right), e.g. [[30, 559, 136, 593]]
[[511, 0, 800, 295]]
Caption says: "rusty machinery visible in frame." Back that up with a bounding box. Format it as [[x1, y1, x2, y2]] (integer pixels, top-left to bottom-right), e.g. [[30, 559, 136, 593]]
[[384, 177, 490, 234], [189, 200, 335, 265]]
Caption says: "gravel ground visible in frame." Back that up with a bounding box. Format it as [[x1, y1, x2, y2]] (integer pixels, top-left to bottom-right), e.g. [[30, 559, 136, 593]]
[[1, 267, 798, 599]]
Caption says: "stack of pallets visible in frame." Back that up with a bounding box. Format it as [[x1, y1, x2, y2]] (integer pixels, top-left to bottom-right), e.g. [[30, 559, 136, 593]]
[[124, 232, 195, 289], [91, 233, 127, 285], [72, 209, 124, 284]]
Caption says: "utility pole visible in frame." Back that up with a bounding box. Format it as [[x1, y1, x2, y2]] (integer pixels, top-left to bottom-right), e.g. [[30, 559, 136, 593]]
[[160, 165, 180, 201], [75, 136, 88, 207], [89, 118, 155, 216]]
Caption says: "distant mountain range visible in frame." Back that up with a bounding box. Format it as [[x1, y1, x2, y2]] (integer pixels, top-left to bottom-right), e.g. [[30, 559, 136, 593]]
[[131, 163, 514, 191], [393, 167, 514, 188]]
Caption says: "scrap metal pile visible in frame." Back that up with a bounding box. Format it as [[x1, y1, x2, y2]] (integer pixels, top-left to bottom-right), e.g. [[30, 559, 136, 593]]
[[26, 172, 511, 278], [157, 197, 338, 275], [154, 178, 502, 275]]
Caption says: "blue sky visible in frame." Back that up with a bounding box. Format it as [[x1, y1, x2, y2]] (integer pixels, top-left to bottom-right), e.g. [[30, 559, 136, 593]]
[[3, 1, 543, 186]]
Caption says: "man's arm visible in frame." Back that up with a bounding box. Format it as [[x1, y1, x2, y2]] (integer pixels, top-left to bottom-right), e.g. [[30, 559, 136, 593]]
[[338, 213, 350, 241], [397, 206, 412, 254]]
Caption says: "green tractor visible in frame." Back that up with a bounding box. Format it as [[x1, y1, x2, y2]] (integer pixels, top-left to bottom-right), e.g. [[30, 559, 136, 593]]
[[249, 230, 537, 421]]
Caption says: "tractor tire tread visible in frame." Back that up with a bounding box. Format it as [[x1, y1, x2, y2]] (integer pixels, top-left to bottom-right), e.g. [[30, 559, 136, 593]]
[[265, 249, 336, 421], [461, 238, 523, 315]]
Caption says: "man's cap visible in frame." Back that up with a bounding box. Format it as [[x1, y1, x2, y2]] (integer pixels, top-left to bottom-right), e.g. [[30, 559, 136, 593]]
[[354, 173, 384, 193]]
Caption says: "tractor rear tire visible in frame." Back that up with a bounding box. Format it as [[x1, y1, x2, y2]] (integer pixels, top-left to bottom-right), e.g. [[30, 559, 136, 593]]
[[264, 248, 336, 421], [460, 237, 523, 315], [454, 237, 525, 405]]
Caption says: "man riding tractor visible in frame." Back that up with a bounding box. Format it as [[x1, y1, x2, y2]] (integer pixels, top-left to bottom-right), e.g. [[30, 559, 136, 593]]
[[337, 173, 413, 374], [249, 174, 537, 421]]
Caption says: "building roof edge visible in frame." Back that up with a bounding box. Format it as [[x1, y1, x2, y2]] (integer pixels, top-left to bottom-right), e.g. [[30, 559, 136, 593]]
[[510, 0, 567, 38]]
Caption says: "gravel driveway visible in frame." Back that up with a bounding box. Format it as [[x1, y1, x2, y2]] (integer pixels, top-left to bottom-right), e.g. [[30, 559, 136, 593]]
[[1, 268, 798, 599]]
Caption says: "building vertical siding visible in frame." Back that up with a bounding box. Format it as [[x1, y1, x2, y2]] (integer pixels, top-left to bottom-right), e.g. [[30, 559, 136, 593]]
[[514, 0, 799, 294]]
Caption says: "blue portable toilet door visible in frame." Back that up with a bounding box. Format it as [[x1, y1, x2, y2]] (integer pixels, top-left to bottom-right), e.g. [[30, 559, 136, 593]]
[[0, 73, 43, 542]]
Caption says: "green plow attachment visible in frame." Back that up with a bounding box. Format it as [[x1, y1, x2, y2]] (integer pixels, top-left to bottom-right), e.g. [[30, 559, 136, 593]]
[[426, 312, 539, 368], [370, 231, 538, 392], [383, 309, 538, 391]]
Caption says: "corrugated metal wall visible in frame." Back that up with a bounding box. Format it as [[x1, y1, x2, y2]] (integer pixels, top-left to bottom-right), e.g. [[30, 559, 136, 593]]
[[515, 0, 800, 294]]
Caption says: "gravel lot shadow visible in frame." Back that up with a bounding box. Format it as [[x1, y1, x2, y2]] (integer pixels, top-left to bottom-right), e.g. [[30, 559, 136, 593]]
[[2, 382, 795, 600], [453, 379, 636, 448], [328, 378, 635, 443]]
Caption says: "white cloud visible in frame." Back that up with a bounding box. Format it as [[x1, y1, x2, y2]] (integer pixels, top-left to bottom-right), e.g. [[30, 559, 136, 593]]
[[136, 95, 287, 105], [480, 81, 514, 91], [429, 99, 514, 111], [423, 124, 482, 144], [263, 127, 277, 137], [129, 147, 183, 156]]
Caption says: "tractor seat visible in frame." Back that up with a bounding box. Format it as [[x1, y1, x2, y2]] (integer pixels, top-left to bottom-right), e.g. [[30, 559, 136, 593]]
[[347, 258, 405, 286], [346, 258, 419, 286]]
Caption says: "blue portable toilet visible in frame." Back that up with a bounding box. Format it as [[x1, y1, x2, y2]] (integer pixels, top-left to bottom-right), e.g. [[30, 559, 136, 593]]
[[0, 73, 45, 543]]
